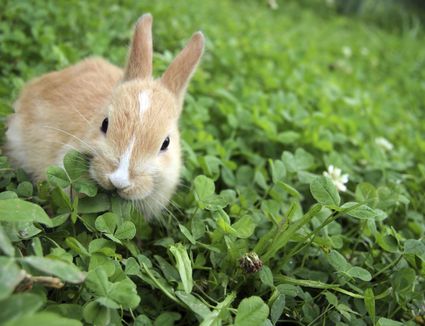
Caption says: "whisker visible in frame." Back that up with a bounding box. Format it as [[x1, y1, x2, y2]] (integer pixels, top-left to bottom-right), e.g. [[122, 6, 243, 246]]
[[41, 140, 93, 167], [150, 190, 182, 221], [42, 125, 99, 156], [68, 102, 92, 126]]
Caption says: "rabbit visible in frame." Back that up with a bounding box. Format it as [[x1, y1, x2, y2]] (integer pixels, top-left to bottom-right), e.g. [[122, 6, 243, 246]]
[[4, 14, 205, 218]]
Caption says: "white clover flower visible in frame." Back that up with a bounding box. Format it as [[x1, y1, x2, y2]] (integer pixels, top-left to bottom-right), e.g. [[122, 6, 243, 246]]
[[267, 0, 278, 10], [342, 46, 352, 58], [375, 137, 394, 151], [323, 165, 349, 192], [361, 47, 369, 56]]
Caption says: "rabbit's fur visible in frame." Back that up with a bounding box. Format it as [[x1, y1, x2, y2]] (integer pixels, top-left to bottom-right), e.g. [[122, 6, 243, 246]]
[[5, 14, 204, 218]]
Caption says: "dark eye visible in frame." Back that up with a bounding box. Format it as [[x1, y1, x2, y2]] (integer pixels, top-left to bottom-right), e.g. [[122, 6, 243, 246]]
[[100, 118, 108, 134], [160, 136, 170, 151]]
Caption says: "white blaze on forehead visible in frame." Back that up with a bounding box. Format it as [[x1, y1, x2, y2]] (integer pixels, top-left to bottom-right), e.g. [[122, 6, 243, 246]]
[[138, 91, 151, 115], [108, 137, 135, 189]]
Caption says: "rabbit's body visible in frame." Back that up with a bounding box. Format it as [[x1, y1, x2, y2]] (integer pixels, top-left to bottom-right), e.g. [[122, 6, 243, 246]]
[[7, 58, 123, 179], [5, 15, 204, 218]]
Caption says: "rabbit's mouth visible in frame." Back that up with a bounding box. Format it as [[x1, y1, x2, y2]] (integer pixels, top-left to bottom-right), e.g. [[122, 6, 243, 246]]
[[115, 175, 155, 201]]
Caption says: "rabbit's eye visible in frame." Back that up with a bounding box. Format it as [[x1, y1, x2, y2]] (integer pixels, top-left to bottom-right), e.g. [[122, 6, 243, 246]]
[[100, 118, 108, 134], [160, 136, 170, 151]]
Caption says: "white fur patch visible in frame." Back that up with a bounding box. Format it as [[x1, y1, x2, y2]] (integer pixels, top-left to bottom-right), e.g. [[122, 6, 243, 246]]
[[138, 91, 150, 115], [5, 116, 27, 167], [109, 137, 135, 189]]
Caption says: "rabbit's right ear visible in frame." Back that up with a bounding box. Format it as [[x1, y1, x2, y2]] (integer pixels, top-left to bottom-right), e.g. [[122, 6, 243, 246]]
[[123, 14, 153, 81], [160, 32, 204, 100]]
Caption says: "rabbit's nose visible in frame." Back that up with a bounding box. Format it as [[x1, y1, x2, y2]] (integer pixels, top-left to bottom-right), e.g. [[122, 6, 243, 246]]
[[109, 170, 131, 190]]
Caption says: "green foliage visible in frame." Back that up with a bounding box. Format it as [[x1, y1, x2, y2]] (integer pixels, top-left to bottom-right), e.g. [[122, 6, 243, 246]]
[[0, 0, 424, 325]]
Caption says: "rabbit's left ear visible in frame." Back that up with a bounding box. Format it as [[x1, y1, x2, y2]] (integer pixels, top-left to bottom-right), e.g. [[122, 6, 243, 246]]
[[161, 32, 205, 100], [124, 14, 153, 81]]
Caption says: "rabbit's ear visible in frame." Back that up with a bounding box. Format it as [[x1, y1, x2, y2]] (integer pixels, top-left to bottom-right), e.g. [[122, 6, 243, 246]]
[[124, 14, 153, 81], [161, 32, 204, 99]]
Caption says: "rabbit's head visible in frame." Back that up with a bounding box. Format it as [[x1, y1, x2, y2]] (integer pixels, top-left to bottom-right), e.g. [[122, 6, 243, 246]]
[[89, 14, 204, 217]]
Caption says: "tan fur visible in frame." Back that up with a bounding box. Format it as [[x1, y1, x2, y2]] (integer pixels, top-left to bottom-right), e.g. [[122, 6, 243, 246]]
[[124, 14, 153, 81], [5, 14, 204, 218]]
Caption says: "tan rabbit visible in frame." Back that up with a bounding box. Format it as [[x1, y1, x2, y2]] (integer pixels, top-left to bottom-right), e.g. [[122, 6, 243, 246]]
[[5, 14, 205, 218]]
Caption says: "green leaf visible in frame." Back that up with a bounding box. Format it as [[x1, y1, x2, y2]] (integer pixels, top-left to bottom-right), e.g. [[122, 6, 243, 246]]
[[78, 194, 110, 214], [16, 181, 33, 197], [0, 293, 45, 324], [404, 239, 425, 261], [254, 170, 268, 190], [51, 187, 72, 210], [63, 150, 89, 180], [0, 191, 18, 200], [65, 237, 90, 257], [46, 166, 70, 188], [234, 296, 269, 326], [355, 183, 378, 206], [73, 176, 97, 197], [391, 267, 416, 298], [0, 225, 14, 256], [114, 221, 136, 240], [282, 149, 314, 172], [324, 291, 338, 306], [310, 176, 340, 207], [261, 204, 322, 261], [22, 256, 86, 283], [277, 284, 299, 297], [191, 216, 205, 240], [109, 278, 141, 309], [175, 291, 211, 318], [0, 257, 26, 300], [270, 294, 285, 325], [364, 288, 375, 324], [125, 257, 142, 277], [88, 239, 116, 255], [153, 312, 181, 326], [327, 250, 350, 271], [85, 268, 110, 297], [328, 250, 371, 281], [51, 213, 70, 227], [341, 202, 382, 220], [32, 237, 43, 256], [0, 199, 53, 227], [154, 255, 179, 282], [178, 224, 196, 244], [259, 265, 274, 287], [43, 304, 83, 321], [376, 233, 399, 253], [4, 312, 82, 326], [276, 181, 302, 199], [232, 215, 256, 239], [276, 131, 300, 144], [83, 301, 110, 326], [193, 175, 215, 207], [111, 196, 132, 219], [95, 297, 120, 309], [269, 159, 286, 184], [346, 266, 372, 281], [95, 213, 118, 234], [134, 315, 153, 326], [169, 244, 193, 294], [217, 216, 238, 236], [376, 318, 403, 326]]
